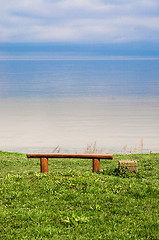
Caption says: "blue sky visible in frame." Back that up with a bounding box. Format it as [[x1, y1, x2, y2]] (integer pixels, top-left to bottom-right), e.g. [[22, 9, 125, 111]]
[[1, 0, 159, 43], [1, 0, 159, 58]]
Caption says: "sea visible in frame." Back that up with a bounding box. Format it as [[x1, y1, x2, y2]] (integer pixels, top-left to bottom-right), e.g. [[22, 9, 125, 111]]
[[0, 44, 159, 154]]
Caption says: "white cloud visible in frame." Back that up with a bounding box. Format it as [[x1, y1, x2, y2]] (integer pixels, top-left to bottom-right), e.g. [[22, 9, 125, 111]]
[[0, 0, 159, 42]]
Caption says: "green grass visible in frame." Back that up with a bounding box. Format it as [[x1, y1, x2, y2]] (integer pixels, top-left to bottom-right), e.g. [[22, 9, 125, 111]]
[[0, 150, 159, 239]]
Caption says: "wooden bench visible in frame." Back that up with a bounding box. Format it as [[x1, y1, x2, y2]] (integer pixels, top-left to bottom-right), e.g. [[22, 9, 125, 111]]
[[26, 153, 114, 173]]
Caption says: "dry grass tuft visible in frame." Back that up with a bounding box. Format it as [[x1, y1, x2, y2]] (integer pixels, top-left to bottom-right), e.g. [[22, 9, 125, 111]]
[[84, 141, 102, 154], [122, 137, 144, 154], [51, 145, 61, 153]]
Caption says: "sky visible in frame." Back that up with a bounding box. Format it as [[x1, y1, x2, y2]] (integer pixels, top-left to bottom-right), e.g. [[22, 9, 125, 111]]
[[0, 0, 159, 44]]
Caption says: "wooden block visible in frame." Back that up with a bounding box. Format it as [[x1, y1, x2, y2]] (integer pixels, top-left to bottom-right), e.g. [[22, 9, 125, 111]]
[[119, 161, 138, 173]]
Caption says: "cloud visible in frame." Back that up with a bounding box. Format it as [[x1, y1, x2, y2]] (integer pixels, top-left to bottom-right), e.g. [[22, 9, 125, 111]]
[[0, 0, 159, 42]]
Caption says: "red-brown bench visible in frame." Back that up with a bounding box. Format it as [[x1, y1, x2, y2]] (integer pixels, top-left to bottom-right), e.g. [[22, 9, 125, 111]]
[[26, 153, 114, 173]]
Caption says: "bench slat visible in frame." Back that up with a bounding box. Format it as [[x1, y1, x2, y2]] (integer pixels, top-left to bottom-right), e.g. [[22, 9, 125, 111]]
[[27, 153, 113, 159]]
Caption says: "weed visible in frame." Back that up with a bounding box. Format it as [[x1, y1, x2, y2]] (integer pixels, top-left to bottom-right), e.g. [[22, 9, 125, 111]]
[[51, 145, 61, 153], [84, 141, 102, 154], [122, 137, 145, 154]]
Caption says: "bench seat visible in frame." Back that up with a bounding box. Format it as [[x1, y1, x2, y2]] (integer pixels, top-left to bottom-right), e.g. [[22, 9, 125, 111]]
[[26, 153, 114, 173]]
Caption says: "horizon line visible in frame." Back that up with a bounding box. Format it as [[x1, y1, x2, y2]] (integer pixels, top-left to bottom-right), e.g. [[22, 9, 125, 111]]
[[0, 55, 159, 61]]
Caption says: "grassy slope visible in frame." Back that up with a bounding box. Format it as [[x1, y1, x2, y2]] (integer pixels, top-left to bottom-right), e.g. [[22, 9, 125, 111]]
[[0, 151, 159, 240]]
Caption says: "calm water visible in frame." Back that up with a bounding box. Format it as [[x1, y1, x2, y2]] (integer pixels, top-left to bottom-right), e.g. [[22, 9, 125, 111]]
[[0, 59, 159, 153]]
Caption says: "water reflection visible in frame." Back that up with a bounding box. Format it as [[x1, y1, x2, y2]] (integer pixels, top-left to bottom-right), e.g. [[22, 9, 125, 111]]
[[0, 97, 159, 153]]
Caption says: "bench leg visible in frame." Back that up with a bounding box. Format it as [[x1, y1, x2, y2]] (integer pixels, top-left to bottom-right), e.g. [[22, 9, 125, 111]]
[[92, 158, 100, 173], [40, 157, 48, 173]]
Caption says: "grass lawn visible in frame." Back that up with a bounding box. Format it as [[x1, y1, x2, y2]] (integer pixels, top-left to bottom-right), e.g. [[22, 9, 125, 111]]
[[0, 150, 159, 239]]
